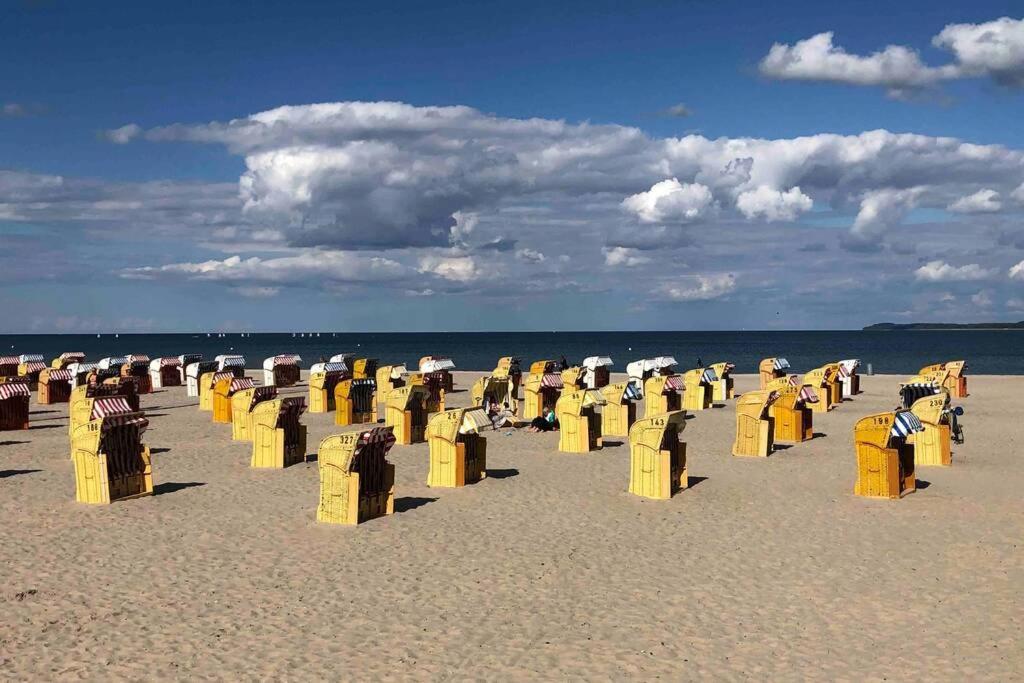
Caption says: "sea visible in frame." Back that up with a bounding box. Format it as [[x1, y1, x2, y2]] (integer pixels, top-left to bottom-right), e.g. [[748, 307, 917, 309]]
[[2, 330, 1022, 375]]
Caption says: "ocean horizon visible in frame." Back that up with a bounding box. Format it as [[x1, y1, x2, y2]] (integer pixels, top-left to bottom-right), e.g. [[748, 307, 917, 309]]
[[4, 329, 1023, 375]]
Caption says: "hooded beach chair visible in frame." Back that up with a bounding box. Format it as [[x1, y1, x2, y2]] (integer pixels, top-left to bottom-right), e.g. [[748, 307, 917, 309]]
[[0, 355, 20, 378], [230, 385, 278, 442], [70, 397, 152, 504], [96, 356, 129, 383], [837, 359, 861, 398], [732, 389, 780, 457], [375, 364, 407, 417], [907, 389, 962, 467], [51, 352, 85, 369], [471, 375, 517, 419], [709, 362, 735, 401], [263, 354, 302, 387], [493, 357, 522, 399], [0, 379, 31, 431], [119, 355, 152, 394], [352, 357, 378, 381], [581, 356, 613, 389], [628, 411, 688, 500], [560, 365, 587, 391], [419, 356, 455, 391], [385, 384, 430, 445], [759, 357, 791, 389], [68, 381, 140, 440], [200, 371, 234, 412], [921, 361, 968, 398], [556, 389, 606, 453], [523, 360, 563, 421], [66, 362, 97, 390], [643, 374, 683, 417], [250, 397, 308, 469], [38, 368, 74, 404], [626, 356, 677, 394], [215, 354, 246, 379], [802, 366, 839, 413], [17, 356, 47, 391], [149, 357, 182, 389], [599, 381, 641, 438], [682, 367, 718, 411], [418, 371, 447, 413], [334, 377, 377, 426], [766, 376, 817, 443], [213, 376, 255, 424], [316, 426, 397, 525], [309, 362, 349, 413], [853, 410, 922, 499], [176, 354, 203, 384], [427, 407, 491, 487], [186, 360, 218, 398], [898, 376, 942, 409]]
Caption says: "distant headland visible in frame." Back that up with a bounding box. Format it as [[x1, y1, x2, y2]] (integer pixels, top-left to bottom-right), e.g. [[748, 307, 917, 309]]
[[864, 322, 1024, 330]]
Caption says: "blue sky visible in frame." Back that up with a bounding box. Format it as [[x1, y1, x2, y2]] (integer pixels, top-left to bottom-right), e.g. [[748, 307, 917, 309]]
[[2, 0, 1024, 331]]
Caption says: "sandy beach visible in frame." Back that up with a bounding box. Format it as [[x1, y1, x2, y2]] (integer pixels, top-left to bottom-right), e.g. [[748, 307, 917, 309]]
[[1, 371, 1021, 680]]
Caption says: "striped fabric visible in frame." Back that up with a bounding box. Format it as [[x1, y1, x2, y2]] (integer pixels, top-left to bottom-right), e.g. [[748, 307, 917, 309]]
[[18, 354, 44, 363], [540, 373, 564, 389], [774, 358, 791, 370], [701, 368, 719, 384], [328, 353, 353, 367], [665, 375, 684, 391], [787, 375, 799, 386], [212, 371, 235, 383], [0, 356, 20, 364], [101, 413, 149, 432], [249, 386, 278, 409], [356, 426, 397, 453], [623, 383, 643, 402], [178, 354, 203, 365], [128, 354, 150, 363], [900, 383, 940, 408], [269, 354, 301, 366], [98, 356, 129, 369], [230, 377, 255, 393], [0, 383, 30, 399], [322, 362, 347, 373], [798, 386, 819, 404], [838, 365, 850, 379], [22, 361, 46, 373], [159, 357, 181, 367], [48, 369, 74, 382], [460, 408, 493, 434], [420, 358, 456, 372], [278, 396, 307, 418], [218, 356, 245, 368], [59, 352, 86, 361], [891, 411, 925, 438], [70, 362, 97, 373], [91, 396, 134, 419]]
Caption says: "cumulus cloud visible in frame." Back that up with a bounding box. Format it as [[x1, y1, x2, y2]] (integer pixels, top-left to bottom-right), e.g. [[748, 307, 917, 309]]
[[761, 18, 1024, 96], [1009, 260, 1024, 280], [948, 188, 1002, 213], [850, 188, 923, 241], [417, 254, 480, 282], [970, 289, 994, 307], [735, 185, 813, 221], [104, 123, 142, 144], [515, 248, 545, 263], [656, 273, 736, 301], [914, 260, 995, 282], [660, 103, 693, 118], [621, 179, 715, 224], [603, 246, 651, 267]]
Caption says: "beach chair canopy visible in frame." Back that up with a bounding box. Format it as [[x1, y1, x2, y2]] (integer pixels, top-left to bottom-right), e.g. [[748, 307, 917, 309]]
[[150, 357, 181, 371], [387, 364, 408, 379], [838, 359, 860, 376], [128, 354, 150, 363], [310, 361, 347, 374], [18, 354, 44, 363], [329, 353, 355, 369], [67, 362, 97, 375], [215, 354, 246, 369], [891, 410, 925, 439], [97, 356, 129, 370], [582, 356, 613, 370], [899, 379, 941, 408], [263, 354, 302, 370], [177, 353, 203, 366], [540, 373, 564, 389], [21, 361, 47, 374], [0, 382, 31, 400], [187, 361, 219, 378], [46, 369, 74, 382], [529, 360, 558, 374], [627, 356, 677, 379], [246, 385, 278, 411], [459, 408, 492, 434], [230, 377, 256, 393], [58, 352, 86, 362], [700, 367, 719, 384], [663, 375, 684, 391], [420, 357, 456, 373]]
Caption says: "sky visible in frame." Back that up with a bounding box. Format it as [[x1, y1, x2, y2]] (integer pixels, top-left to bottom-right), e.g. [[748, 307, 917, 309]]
[[2, 0, 1024, 332]]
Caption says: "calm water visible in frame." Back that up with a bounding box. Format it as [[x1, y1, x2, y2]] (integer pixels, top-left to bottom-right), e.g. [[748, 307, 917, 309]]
[[2, 331, 1022, 375]]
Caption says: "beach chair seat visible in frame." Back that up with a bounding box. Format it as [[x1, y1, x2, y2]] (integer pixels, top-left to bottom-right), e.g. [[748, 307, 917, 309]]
[[628, 411, 688, 500], [71, 400, 152, 504], [0, 379, 31, 431], [308, 362, 348, 413], [230, 385, 278, 442], [599, 382, 641, 438], [385, 385, 430, 445], [427, 407, 490, 487], [766, 377, 817, 443], [732, 390, 779, 457], [853, 411, 921, 499], [199, 371, 234, 411], [334, 378, 377, 426], [317, 427, 397, 525], [907, 389, 958, 467], [251, 397, 308, 468], [38, 368, 73, 404], [758, 357, 791, 390], [643, 374, 682, 417], [263, 354, 302, 387], [523, 361, 563, 420], [213, 376, 255, 423], [556, 389, 606, 453], [471, 375, 517, 421], [709, 362, 735, 401]]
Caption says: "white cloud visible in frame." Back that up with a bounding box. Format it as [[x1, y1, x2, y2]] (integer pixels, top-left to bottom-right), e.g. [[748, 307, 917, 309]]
[[761, 18, 1024, 95], [735, 185, 813, 221], [970, 289, 994, 307], [450, 210, 479, 242], [1006, 297, 1024, 310], [661, 103, 693, 118], [1009, 260, 1024, 280], [234, 286, 281, 298], [657, 273, 736, 301], [851, 188, 923, 240], [621, 179, 715, 224], [948, 188, 1002, 213], [914, 260, 995, 282], [104, 124, 142, 144], [603, 246, 651, 267], [417, 254, 479, 282], [1011, 182, 1024, 202], [515, 248, 545, 263]]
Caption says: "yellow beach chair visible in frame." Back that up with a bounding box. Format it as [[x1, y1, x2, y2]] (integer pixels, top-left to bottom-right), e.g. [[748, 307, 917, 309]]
[[250, 397, 308, 469], [385, 384, 430, 445], [556, 389, 606, 454], [51, 352, 85, 370], [308, 361, 347, 413], [682, 367, 717, 411], [0, 379, 31, 431], [758, 357, 791, 389], [709, 362, 735, 401], [316, 427, 397, 525], [628, 411, 688, 500], [732, 389, 779, 457], [853, 410, 921, 499], [70, 400, 152, 504], [213, 376, 255, 424], [334, 377, 378, 426], [38, 368, 73, 405], [230, 385, 278, 442], [599, 381, 641, 438], [16, 355, 46, 391], [523, 361, 563, 421], [643, 374, 683, 417], [766, 377, 817, 443], [427, 407, 490, 487]]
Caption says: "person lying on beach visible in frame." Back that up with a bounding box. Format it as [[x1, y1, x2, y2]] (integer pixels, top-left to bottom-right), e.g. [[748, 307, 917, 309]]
[[487, 399, 515, 429], [528, 407, 558, 432]]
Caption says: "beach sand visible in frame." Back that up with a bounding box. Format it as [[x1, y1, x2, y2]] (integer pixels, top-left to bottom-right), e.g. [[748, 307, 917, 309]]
[[1, 371, 1021, 680]]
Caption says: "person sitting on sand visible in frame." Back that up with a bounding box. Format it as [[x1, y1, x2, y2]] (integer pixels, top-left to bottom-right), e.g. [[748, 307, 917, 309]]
[[487, 399, 515, 430], [528, 406, 558, 432]]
